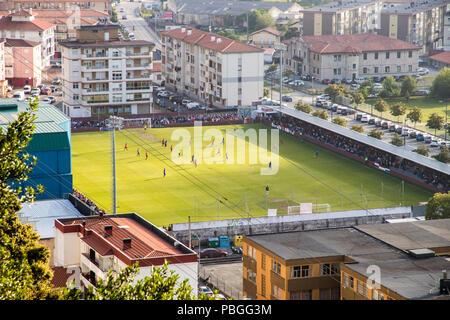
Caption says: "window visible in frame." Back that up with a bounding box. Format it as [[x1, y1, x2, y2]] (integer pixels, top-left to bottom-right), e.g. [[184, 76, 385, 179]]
[[408, 65, 412, 72], [374, 67, 378, 73], [386, 52, 390, 59], [272, 260, 281, 275], [112, 72, 122, 80], [290, 291, 300, 300], [291, 266, 300, 278], [261, 274, 266, 297], [408, 51, 412, 58], [333, 54, 341, 61], [301, 289, 312, 300], [331, 263, 340, 275], [238, 88, 242, 95], [321, 264, 330, 275], [397, 66, 401, 72], [363, 67, 368, 74], [352, 63, 356, 69], [272, 285, 281, 299], [238, 77, 242, 83], [73, 94, 79, 100], [73, 83, 79, 89], [397, 51, 401, 58], [247, 269, 256, 282], [112, 95, 122, 102], [301, 265, 310, 277], [357, 281, 368, 297], [261, 254, 266, 270], [374, 52, 378, 60], [385, 66, 390, 73], [363, 53, 367, 60], [320, 288, 331, 300]]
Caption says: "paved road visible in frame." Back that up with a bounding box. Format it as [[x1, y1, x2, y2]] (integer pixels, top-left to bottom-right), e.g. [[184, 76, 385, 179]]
[[115, 1, 162, 49]]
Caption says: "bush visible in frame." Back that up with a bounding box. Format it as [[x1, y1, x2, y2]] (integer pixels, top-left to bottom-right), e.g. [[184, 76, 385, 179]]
[[332, 116, 347, 127], [413, 145, 430, 157], [368, 128, 384, 140], [432, 147, 449, 163], [351, 125, 364, 133], [312, 110, 329, 120], [295, 101, 312, 114], [390, 133, 404, 146]]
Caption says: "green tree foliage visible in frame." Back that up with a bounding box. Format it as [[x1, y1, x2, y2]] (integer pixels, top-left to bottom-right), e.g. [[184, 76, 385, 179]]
[[368, 128, 384, 140], [425, 193, 450, 220], [390, 133, 404, 146], [324, 84, 347, 100], [390, 102, 407, 123], [312, 109, 329, 120], [352, 92, 365, 106], [413, 145, 430, 157], [426, 112, 444, 135], [430, 67, 450, 99], [243, 9, 275, 33], [62, 261, 211, 300], [111, 8, 118, 22], [0, 100, 56, 300], [351, 125, 365, 133], [432, 147, 449, 164], [400, 75, 418, 98], [263, 88, 270, 98], [380, 76, 400, 98], [332, 116, 347, 127], [266, 64, 278, 73], [216, 29, 240, 41], [294, 101, 312, 114], [374, 99, 389, 119], [406, 107, 423, 128]]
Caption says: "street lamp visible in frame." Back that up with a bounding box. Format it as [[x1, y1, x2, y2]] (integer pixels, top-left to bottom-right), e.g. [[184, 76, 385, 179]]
[[274, 43, 287, 110]]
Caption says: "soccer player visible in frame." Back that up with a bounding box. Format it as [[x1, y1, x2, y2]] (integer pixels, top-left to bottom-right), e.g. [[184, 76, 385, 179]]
[[137, 148, 140, 157], [192, 154, 194, 163], [266, 185, 269, 196], [165, 140, 167, 147], [269, 161, 272, 169], [222, 137, 225, 144], [144, 125, 147, 131], [162, 138, 165, 147], [145, 152, 148, 160], [226, 152, 228, 161], [170, 145, 173, 152], [124, 143, 128, 151], [315, 150, 319, 158], [163, 168, 166, 177]]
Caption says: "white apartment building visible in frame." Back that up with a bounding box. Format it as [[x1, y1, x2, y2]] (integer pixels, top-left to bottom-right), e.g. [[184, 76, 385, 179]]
[[60, 25, 154, 117], [0, 9, 55, 68], [54, 213, 199, 294], [161, 27, 264, 108], [284, 33, 420, 81]]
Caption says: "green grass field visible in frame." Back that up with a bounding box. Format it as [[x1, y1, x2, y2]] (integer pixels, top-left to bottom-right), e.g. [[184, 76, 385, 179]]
[[71, 124, 432, 226]]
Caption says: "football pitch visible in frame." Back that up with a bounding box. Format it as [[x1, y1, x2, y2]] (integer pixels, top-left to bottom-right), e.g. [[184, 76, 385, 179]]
[[71, 124, 432, 226]]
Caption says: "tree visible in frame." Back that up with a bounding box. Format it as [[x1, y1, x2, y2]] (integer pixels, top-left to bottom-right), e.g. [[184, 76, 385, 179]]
[[401, 75, 418, 99], [351, 125, 365, 133], [426, 112, 444, 136], [425, 193, 450, 220], [390, 133, 404, 146], [390, 102, 407, 123], [352, 92, 365, 107], [283, 69, 294, 79], [111, 8, 118, 22], [312, 110, 329, 120], [266, 64, 278, 74], [430, 67, 450, 99], [295, 101, 312, 114], [216, 29, 240, 41], [406, 107, 423, 128], [413, 145, 430, 157], [61, 261, 211, 300], [368, 128, 384, 140], [374, 99, 389, 119], [263, 88, 270, 98], [324, 84, 347, 100], [244, 9, 275, 33], [0, 100, 57, 300], [380, 76, 400, 98], [332, 116, 348, 127], [432, 147, 449, 164]]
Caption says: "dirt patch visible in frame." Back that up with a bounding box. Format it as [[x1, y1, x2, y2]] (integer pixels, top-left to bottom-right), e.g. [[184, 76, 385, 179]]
[[139, 132, 159, 142]]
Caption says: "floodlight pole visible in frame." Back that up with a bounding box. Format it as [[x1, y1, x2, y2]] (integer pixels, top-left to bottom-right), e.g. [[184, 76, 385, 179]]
[[112, 120, 117, 215]]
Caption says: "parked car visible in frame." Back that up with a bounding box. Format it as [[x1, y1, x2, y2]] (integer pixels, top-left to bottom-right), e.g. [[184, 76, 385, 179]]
[[440, 141, 449, 149], [416, 89, 430, 96], [231, 246, 243, 254], [356, 113, 363, 121], [424, 135, 432, 144], [375, 119, 382, 127], [199, 248, 228, 259], [341, 107, 355, 115], [122, 15, 127, 19], [342, 78, 353, 84], [317, 94, 331, 100], [42, 97, 51, 104], [41, 87, 52, 95], [389, 124, 397, 132], [381, 121, 390, 130], [430, 139, 440, 147], [198, 286, 214, 297], [322, 101, 332, 109], [186, 102, 201, 110], [330, 78, 341, 84], [282, 95, 292, 102], [315, 99, 324, 107], [48, 96, 56, 103], [409, 130, 418, 138], [372, 76, 382, 83], [300, 74, 312, 81], [368, 117, 377, 125], [31, 88, 40, 95], [373, 83, 383, 90], [416, 133, 425, 141], [401, 128, 409, 136], [330, 103, 339, 112], [52, 78, 61, 85], [351, 83, 360, 90], [23, 85, 31, 94], [292, 80, 304, 86], [181, 99, 191, 106], [321, 79, 331, 84], [13, 91, 25, 100], [361, 115, 369, 123]]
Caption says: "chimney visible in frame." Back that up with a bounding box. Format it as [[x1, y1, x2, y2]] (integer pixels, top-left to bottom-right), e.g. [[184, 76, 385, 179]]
[[440, 269, 450, 295], [122, 238, 132, 250], [82, 220, 86, 236], [99, 211, 104, 219], [211, 35, 215, 42], [181, 27, 186, 33], [187, 29, 192, 35], [104, 225, 112, 236]]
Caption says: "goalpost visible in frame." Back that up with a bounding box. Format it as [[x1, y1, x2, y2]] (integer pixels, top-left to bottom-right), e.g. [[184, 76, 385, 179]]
[[287, 203, 331, 214]]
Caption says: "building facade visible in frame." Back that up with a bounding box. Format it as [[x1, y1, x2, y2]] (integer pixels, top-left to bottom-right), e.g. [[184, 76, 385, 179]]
[[0, 39, 7, 96], [4, 38, 41, 87], [2, 0, 111, 13], [284, 33, 420, 81], [54, 213, 199, 293], [250, 27, 281, 49], [61, 25, 154, 117], [0, 9, 55, 68], [161, 27, 264, 108], [301, 0, 383, 36]]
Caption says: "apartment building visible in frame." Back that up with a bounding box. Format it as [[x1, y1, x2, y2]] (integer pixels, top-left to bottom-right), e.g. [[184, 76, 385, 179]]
[[0, 9, 55, 68], [284, 33, 420, 81], [379, 0, 449, 54], [242, 218, 450, 300], [0, 39, 6, 96], [250, 27, 281, 49], [4, 38, 41, 87], [60, 25, 154, 117], [301, 0, 383, 36], [1, 0, 111, 13], [444, 10, 450, 49], [54, 213, 199, 293], [161, 27, 264, 108]]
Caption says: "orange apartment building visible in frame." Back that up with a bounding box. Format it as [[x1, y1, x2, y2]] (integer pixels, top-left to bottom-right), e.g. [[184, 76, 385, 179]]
[[243, 218, 450, 300]]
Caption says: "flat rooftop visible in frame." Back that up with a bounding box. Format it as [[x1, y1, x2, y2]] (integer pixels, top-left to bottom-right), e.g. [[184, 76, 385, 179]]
[[381, 0, 449, 14], [355, 218, 450, 252], [60, 39, 155, 48]]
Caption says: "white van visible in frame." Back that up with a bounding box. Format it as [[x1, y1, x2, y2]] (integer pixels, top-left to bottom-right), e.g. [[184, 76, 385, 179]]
[[13, 91, 25, 100]]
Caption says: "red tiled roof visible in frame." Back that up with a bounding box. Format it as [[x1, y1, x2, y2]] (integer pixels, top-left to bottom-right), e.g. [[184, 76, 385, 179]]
[[0, 16, 55, 31], [51, 267, 71, 288], [4, 38, 40, 47], [61, 216, 183, 260], [429, 51, 450, 65], [152, 61, 162, 72], [161, 27, 264, 53], [11, 9, 35, 17], [301, 34, 420, 54], [250, 27, 281, 37]]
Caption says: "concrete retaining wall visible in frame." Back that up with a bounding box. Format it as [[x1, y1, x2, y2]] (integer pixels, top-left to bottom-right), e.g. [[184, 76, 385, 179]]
[[169, 206, 412, 242]]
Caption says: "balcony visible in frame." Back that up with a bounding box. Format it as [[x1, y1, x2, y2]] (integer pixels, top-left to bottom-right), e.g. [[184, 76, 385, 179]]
[[82, 88, 109, 95], [126, 63, 151, 70], [286, 275, 340, 292], [82, 52, 108, 59], [126, 73, 151, 80], [81, 65, 109, 72], [270, 270, 285, 290], [243, 278, 257, 299], [126, 51, 151, 57], [243, 255, 257, 270]]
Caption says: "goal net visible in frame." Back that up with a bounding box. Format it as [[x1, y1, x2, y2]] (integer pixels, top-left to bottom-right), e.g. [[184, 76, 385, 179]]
[[288, 203, 331, 214]]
